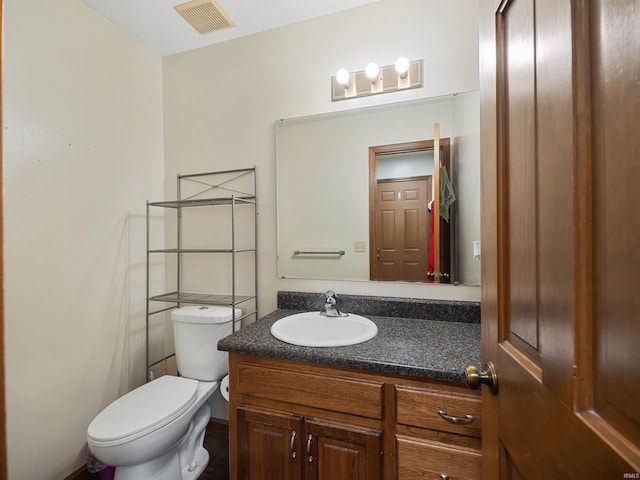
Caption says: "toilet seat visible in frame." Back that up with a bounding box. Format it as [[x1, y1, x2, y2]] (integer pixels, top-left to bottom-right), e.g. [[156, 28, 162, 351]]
[[88, 376, 198, 447]]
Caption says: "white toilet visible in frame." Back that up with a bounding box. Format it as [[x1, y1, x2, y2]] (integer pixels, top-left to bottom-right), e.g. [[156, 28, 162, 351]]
[[87, 305, 241, 480]]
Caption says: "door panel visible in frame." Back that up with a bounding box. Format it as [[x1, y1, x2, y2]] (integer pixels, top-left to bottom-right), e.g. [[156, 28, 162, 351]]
[[591, 0, 640, 447], [376, 178, 430, 282], [236, 406, 302, 480], [497, 344, 630, 477], [504, 0, 539, 353], [480, 0, 640, 477], [305, 418, 382, 480]]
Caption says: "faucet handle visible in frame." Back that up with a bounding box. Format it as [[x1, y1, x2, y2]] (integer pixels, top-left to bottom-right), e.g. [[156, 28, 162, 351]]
[[325, 290, 337, 304], [321, 290, 348, 317]]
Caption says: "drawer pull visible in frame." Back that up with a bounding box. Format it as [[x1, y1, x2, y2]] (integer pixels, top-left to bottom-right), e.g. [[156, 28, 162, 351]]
[[439, 475, 450, 480], [438, 410, 475, 424]]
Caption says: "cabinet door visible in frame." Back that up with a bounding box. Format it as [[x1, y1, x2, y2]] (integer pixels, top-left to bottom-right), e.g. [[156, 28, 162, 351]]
[[304, 418, 382, 480], [237, 405, 303, 480]]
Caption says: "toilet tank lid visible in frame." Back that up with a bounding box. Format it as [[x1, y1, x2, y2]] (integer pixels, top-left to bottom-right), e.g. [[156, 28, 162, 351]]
[[87, 375, 198, 443], [171, 305, 242, 324]]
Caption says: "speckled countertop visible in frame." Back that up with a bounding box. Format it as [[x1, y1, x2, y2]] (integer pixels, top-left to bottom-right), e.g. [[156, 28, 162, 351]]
[[218, 292, 481, 384]]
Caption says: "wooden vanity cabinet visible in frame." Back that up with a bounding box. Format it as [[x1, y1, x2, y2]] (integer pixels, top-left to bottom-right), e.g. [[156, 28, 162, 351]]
[[395, 384, 482, 479], [236, 405, 382, 480], [229, 354, 480, 480]]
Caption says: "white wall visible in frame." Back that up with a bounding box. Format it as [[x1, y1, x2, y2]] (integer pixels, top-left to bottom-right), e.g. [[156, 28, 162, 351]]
[[163, 0, 481, 313], [3, 1, 164, 478], [376, 151, 435, 180], [452, 91, 481, 286]]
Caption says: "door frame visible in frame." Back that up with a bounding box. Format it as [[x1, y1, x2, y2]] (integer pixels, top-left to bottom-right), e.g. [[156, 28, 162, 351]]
[[368, 139, 450, 280], [479, 0, 500, 475], [0, 0, 7, 477]]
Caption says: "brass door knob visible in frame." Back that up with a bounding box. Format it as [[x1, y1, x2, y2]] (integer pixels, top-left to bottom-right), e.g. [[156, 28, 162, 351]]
[[464, 362, 498, 395]]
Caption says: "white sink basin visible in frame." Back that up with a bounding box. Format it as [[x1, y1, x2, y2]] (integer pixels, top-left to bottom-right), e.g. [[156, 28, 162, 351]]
[[270, 312, 378, 347]]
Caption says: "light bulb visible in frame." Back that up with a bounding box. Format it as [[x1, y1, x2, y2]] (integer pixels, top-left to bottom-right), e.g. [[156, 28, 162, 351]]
[[365, 62, 380, 83], [336, 69, 350, 86], [395, 57, 410, 79]]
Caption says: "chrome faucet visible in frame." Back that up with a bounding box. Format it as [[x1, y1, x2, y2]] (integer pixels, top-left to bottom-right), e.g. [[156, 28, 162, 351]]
[[320, 290, 348, 317]]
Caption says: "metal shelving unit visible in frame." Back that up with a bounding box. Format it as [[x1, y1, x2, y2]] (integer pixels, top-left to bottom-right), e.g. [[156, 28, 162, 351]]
[[145, 167, 257, 380]]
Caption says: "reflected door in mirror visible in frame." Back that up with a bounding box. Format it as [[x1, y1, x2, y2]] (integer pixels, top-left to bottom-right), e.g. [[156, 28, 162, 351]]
[[374, 177, 431, 282], [369, 139, 452, 284]]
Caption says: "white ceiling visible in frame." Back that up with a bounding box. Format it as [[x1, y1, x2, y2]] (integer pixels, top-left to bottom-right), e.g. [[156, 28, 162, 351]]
[[84, 0, 380, 57]]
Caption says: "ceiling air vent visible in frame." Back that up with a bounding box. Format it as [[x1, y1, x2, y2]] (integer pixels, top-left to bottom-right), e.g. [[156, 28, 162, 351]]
[[174, 0, 235, 35]]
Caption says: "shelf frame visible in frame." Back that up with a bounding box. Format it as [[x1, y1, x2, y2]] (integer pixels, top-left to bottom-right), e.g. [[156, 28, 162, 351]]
[[145, 167, 258, 381]]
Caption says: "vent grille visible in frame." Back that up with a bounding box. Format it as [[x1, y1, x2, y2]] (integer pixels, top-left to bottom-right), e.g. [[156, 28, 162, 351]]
[[174, 0, 235, 35]]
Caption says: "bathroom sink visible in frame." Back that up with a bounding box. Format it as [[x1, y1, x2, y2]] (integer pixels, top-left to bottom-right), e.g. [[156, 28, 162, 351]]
[[270, 312, 378, 347]]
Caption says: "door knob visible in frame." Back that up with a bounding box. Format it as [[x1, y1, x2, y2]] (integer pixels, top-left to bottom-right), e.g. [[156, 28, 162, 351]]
[[464, 362, 498, 395]]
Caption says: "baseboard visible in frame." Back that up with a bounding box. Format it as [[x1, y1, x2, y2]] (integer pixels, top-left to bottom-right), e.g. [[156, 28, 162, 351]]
[[63, 464, 93, 480], [63, 418, 228, 479]]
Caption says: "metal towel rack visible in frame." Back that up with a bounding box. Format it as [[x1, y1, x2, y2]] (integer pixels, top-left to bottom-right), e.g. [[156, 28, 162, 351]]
[[293, 250, 345, 256]]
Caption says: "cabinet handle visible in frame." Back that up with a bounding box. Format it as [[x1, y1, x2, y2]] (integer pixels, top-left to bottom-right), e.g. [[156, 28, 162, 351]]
[[438, 410, 475, 424], [290, 431, 297, 460], [439, 474, 450, 480], [307, 434, 313, 464]]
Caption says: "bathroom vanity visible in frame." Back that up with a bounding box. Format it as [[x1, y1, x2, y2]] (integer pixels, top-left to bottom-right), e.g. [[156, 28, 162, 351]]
[[218, 292, 481, 480]]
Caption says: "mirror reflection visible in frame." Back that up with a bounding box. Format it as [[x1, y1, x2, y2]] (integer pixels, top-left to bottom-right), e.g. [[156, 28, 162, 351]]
[[369, 137, 452, 283], [276, 91, 480, 286]]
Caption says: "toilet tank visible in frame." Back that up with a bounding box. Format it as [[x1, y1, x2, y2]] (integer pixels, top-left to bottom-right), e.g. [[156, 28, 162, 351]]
[[171, 305, 242, 381]]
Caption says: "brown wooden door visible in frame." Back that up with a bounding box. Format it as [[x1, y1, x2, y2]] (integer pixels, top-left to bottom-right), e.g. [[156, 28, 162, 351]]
[[479, 0, 640, 478], [375, 177, 430, 282], [304, 418, 382, 480], [236, 406, 303, 480]]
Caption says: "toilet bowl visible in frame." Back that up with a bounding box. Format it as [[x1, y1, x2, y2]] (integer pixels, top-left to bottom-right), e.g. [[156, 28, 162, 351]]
[[87, 306, 241, 480], [88, 376, 217, 480]]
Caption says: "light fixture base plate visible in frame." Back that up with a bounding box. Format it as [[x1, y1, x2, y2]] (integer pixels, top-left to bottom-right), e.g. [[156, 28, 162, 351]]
[[331, 59, 423, 102]]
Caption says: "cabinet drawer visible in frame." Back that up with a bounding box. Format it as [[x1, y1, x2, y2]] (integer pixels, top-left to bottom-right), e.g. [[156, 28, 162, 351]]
[[237, 362, 384, 419], [397, 434, 481, 480], [396, 386, 481, 437]]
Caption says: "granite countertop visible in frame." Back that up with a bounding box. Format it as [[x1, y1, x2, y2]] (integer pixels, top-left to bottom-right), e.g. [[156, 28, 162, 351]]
[[218, 308, 481, 384]]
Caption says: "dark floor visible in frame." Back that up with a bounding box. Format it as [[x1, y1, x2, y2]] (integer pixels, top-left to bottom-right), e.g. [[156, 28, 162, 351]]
[[200, 419, 230, 480]]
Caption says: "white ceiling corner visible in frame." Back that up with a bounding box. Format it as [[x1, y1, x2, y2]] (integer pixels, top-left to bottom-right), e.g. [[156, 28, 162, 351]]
[[83, 0, 381, 57]]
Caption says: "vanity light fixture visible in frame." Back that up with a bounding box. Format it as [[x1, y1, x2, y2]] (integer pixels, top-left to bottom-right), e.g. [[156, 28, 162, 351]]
[[395, 57, 410, 79], [335, 68, 356, 97], [395, 56, 411, 89], [365, 62, 383, 93], [365, 62, 380, 83], [331, 58, 423, 102], [336, 68, 350, 85]]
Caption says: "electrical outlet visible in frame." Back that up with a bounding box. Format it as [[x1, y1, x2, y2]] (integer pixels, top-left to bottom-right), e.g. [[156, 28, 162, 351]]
[[354, 241, 366, 253]]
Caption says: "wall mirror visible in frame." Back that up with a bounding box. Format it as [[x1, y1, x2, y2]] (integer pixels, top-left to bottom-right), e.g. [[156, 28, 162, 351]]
[[276, 91, 480, 286]]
